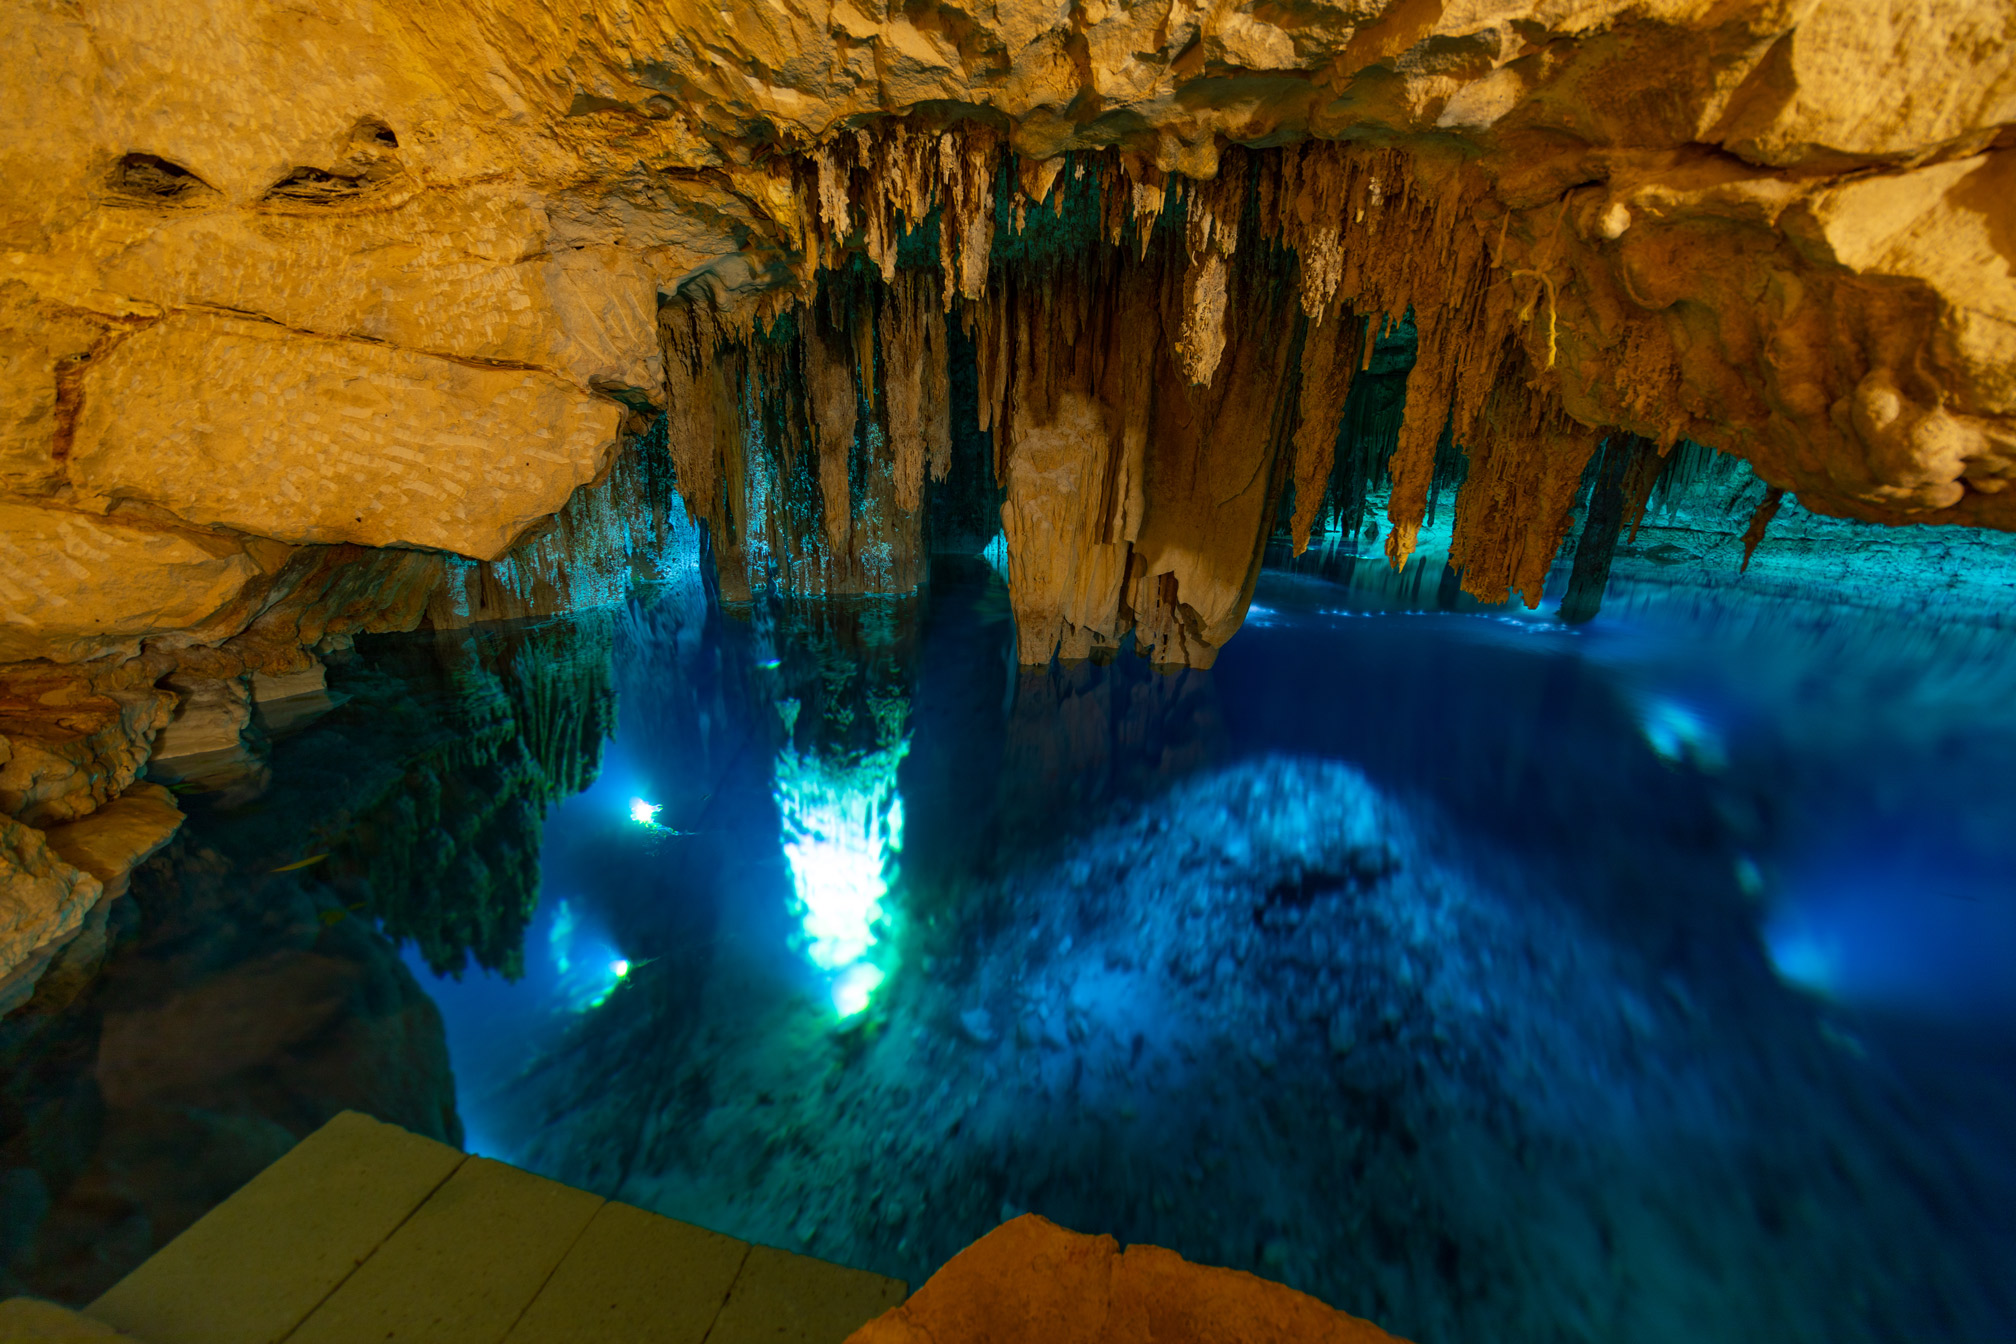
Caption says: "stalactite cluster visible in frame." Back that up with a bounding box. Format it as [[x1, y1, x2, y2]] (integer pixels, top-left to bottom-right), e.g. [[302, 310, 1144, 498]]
[[661, 123, 1658, 664], [317, 617, 618, 978], [664, 265, 953, 602]]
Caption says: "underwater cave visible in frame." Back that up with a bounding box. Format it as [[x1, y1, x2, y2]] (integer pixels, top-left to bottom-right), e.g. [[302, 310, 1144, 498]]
[[3, 3, 2015, 1341]]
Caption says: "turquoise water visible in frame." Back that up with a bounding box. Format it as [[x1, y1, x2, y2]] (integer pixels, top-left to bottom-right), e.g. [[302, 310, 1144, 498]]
[[5, 550, 2015, 1342]]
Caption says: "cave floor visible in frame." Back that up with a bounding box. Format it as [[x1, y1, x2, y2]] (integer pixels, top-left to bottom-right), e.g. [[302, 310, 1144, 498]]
[[79, 1109, 903, 1344]]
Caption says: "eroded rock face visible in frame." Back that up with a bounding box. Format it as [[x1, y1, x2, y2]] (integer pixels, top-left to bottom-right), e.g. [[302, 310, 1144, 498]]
[[0, 0, 2010, 669], [67, 313, 622, 560], [847, 1214, 1406, 1344], [0, 820, 103, 1015], [0, 665, 173, 828], [0, 506, 265, 666], [0, 782, 183, 1014]]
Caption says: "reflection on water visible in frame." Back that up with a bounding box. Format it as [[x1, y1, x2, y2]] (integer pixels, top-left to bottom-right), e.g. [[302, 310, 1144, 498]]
[[6, 553, 2016, 1343], [774, 696, 906, 1018]]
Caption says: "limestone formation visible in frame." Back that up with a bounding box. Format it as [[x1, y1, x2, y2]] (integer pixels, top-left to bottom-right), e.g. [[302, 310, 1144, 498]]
[[0, 0, 2010, 795], [0, 504, 266, 666], [0, 781, 183, 1012], [0, 817, 103, 1014], [67, 312, 623, 560], [0, 662, 174, 827], [845, 1213, 1404, 1344], [42, 781, 184, 905]]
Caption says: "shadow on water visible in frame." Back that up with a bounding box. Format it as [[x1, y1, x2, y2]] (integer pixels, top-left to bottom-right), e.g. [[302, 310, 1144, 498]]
[[6, 552, 2016, 1343]]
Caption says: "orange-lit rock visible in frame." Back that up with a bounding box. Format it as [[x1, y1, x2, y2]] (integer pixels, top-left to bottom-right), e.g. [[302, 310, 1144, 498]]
[[845, 1214, 1407, 1344], [0, 503, 266, 665], [0, 0, 2011, 668], [67, 312, 622, 559]]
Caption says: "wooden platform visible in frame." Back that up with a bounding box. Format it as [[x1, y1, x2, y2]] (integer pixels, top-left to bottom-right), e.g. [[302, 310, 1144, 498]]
[[35, 1111, 905, 1344]]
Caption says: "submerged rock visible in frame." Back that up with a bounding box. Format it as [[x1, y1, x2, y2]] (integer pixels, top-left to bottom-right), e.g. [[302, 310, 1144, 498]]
[[0, 836, 461, 1305], [0, 783, 186, 1015], [508, 752, 2014, 1344]]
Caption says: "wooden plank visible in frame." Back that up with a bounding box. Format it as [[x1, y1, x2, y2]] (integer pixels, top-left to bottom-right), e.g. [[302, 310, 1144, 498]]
[[500, 1201, 749, 1344], [708, 1244, 907, 1344], [284, 1156, 604, 1344], [87, 1110, 465, 1344], [0, 1296, 142, 1339]]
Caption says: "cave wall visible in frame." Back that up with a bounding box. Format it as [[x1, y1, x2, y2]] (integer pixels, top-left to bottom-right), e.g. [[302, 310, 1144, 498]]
[[1, 0, 2009, 662], [1, 0, 2013, 998]]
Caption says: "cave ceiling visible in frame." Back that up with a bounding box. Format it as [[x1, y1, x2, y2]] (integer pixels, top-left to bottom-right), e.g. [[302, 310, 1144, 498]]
[[0, 0, 2012, 670]]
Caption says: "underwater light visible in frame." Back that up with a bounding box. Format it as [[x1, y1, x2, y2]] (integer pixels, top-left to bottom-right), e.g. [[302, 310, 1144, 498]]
[[832, 963, 885, 1017], [1636, 696, 1727, 772], [629, 798, 662, 826], [547, 898, 632, 1012], [774, 731, 908, 1019], [1764, 919, 1838, 998]]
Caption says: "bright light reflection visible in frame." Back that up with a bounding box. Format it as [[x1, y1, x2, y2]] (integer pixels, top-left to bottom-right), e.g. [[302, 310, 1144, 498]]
[[832, 963, 886, 1017], [629, 798, 662, 826], [1636, 696, 1727, 772], [547, 898, 630, 1012], [774, 734, 907, 1018], [1764, 918, 1839, 998]]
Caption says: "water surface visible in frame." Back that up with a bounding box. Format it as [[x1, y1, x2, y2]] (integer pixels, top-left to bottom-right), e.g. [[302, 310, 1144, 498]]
[[7, 552, 2015, 1343]]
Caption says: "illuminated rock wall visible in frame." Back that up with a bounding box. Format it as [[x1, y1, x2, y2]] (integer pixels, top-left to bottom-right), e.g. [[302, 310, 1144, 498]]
[[2, 1, 2009, 656], [1, 0, 2012, 927]]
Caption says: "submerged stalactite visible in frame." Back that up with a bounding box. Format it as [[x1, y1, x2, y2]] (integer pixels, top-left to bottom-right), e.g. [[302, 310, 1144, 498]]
[[1561, 435, 1661, 625], [317, 618, 617, 979], [659, 124, 1689, 664]]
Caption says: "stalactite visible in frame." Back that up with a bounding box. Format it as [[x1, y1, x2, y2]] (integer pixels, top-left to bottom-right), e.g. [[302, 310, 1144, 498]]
[[804, 301, 858, 555], [1741, 486, 1787, 572], [1289, 312, 1365, 553], [660, 253, 952, 600], [1560, 434, 1659, 624], [656, 122, 1618, 664], [661, 301, 723, 544], [1446, 347, 1602, 607], [1176, 252, 1229, 386], [1323, 336, 1411, 544], [878, 271, 951, 514]]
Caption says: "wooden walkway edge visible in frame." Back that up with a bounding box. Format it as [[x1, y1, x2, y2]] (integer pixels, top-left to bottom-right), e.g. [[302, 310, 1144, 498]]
[[22, 1111, 904, 1344]]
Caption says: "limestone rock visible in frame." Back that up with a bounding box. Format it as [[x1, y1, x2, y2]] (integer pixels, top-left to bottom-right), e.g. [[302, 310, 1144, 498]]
[[42, 781, 185, 902], [0, 503, 266, 665], [67, 312, 624, 560], [0, 780, 181, 1015], [0, 815, 104, 1014], [151, 675, 252, 762], [1, 0, 2012, 667], [16, 781, 187, 1009], [845, 1214, 1406, 1344], [0, 662, 175, 826], [252, 661, 328, 703]]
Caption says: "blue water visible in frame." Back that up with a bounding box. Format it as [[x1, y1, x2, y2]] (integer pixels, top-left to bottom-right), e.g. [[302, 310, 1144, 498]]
[[400, 558, 2016, 1342], [9, 552, 2015, 1341]]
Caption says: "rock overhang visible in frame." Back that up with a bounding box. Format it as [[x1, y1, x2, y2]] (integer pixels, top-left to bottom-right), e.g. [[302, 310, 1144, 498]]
[[0, 0, 2009, 666]]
